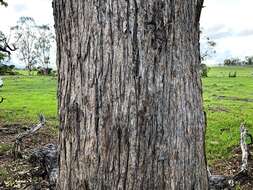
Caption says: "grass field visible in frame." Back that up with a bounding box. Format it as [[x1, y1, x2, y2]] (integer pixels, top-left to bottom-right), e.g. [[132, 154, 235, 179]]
[[203, 66, 253, 162], [0, 75, 57, 127], [0, 66, 253, 163]]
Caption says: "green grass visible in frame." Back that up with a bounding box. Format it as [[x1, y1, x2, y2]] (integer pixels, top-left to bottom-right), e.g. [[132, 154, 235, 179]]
[[0, 66, 253, 163], [0, 166, 8, 181], [14, 69, 38, 76], [204, 66, 253, 162], [0, 75, 57, 126], [0, 144, 12, 156]]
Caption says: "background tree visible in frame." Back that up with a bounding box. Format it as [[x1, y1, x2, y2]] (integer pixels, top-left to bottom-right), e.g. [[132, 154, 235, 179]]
[[0, 31, 17, 58], [224, 58, 242, 66], [0, 0, 7, 6], [34, 25, 54, 74], [11, 17, 38, 75], [53, 0, 208, 189], [0, 52, 6, 63], [200, 35, 216, 62], [200, 63, 210, 77], [244, 56, 253, 65], [199, 33, 216, 77]]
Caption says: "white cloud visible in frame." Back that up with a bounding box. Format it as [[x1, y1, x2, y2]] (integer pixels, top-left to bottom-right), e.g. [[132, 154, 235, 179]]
[[201, 0, 253, 65], [0, 0, 55, 69], [0, 0, 53, 33], [1, 0, 253, 67]]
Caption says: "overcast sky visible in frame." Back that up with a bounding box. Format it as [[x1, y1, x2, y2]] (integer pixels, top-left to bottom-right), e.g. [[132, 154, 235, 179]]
[[0, 0, 253, 66]]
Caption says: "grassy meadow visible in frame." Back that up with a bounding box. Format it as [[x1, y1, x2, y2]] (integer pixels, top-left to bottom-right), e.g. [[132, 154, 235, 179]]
[[0, 66, 253, 163]]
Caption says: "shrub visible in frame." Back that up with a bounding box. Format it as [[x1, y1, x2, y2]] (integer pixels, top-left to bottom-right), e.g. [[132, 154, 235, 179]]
[[0, 64, 17, 75], [229, 72, 237, 78], [37, 67, 53, 76], [200, 64, 210, 77]]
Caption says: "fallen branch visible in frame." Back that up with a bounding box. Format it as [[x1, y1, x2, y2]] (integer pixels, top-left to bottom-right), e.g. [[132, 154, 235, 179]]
[[13, 114, 46, 158], [208, 123, 251, 189], [240, 124, 249, 172]]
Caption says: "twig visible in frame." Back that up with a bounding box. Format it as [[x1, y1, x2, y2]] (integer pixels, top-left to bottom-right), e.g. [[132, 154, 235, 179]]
[[208, 123, 251, 189], [13, 114, 46, 158], [240, 123, 248, 172]]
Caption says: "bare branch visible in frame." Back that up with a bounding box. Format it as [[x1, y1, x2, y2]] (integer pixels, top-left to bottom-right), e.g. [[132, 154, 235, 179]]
[[13, 114, 46, 158], [208, 123, 251, 189]]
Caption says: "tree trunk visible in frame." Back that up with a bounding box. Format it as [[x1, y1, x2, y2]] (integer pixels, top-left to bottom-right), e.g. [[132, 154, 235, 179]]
[[53, 0, 208, 189]]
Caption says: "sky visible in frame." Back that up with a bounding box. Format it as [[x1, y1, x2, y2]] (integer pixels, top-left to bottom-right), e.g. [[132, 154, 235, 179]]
[[0, 0, 253, 66], [201, 0, 253, 64]]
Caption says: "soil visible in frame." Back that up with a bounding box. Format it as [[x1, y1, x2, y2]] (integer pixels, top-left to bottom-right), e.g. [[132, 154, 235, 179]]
[[0, 123, 252, 190], [211, 145, 253, 190], [0, 122, 57, 190]]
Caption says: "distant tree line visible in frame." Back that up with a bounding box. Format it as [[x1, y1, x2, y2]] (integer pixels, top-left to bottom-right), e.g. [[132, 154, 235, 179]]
[[224, 56, 253, 66], [0, 64, 17, 75]]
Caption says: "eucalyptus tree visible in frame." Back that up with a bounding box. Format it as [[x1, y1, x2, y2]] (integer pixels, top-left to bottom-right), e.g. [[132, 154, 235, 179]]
[[53, 0, 208, 189], [11, 17, 38, 74], [34, 25, 54, 73]]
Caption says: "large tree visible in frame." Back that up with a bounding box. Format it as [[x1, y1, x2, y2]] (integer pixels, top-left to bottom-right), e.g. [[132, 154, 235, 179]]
[[53, 0, 208, 189]]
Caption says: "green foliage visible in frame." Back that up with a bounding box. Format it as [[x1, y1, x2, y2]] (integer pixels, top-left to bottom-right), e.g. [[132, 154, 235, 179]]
[[244, 56, 253, 65], [0, 144, 12, 156], [224, 56, 253, 66], [0, 64, 17, 75], [200, 63, 210, 77], [0, 52, 6, 62], [228, 71, 237, 78], [0, 166, 8, 181], [37, 67, 53, 76], [224, 58, 242, 66]]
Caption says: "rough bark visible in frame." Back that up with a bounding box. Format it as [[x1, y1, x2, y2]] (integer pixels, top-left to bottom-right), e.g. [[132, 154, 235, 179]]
[[53, 0, 208, 189]]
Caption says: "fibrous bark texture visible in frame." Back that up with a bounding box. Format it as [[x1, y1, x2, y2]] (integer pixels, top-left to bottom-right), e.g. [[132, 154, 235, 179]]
[[53, 0, 208, 189]]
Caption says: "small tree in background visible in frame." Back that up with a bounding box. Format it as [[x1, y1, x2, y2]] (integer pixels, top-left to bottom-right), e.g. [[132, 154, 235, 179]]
[[244, 56, 253, 65], [0, 52, 6, 63], [34, 25, 54, 75], [200, 34, 216, 62], [200, 33, 216, 77], [200, 64, 210, 77], [11, 17, 38, 75], [224, 58, 242, 66]]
